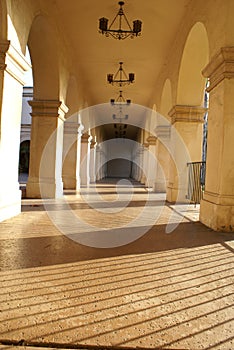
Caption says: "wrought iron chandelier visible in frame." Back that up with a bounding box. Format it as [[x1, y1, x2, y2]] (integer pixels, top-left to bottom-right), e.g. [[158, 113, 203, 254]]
[[112, 112, 128, 122], [99, 1, 142, 40], [114, 123, 127, 137], [107, 62, 135, 86], [110, 90, 131, 106]]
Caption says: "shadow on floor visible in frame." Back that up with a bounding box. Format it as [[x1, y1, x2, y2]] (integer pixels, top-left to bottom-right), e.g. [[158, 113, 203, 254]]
[[0, 220, 233, 270]]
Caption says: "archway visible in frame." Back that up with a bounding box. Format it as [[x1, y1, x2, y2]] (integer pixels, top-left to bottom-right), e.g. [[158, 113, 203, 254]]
[[177, 22, 209, 106], [166, 22, 209, 203], [27, 15, 60, 100], [19, 140, 30, 174], [26, 14, 66, 198]]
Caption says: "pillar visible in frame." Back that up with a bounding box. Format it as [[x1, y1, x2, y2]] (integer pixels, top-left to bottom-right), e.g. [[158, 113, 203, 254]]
[[26, 100, 68, 198], [140, 143, 149, 184], [167, 105, 205, 202], [0, 41, 31, 221], [62, 120, 83, 190], [90, 138, 97, 183], [95, 145, 101, 181], [146, 136, 157, 188], [154, 125, 171, 192], [200, 47, 234, 231], [135, 145, 144, 182], [80, 132, 92, 186]]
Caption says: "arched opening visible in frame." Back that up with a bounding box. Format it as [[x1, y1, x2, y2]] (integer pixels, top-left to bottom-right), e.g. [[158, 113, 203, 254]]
[[174, 22, 209, 206], [27, 15, 60, 100], [156, 79, 173, 193], [19, 140, 30, 175], [177, 22, 209, 106]]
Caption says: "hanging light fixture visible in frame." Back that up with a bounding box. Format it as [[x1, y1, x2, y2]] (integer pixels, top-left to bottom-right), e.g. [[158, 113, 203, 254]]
[[99, 1, 142, 40], [107, 62, 135, 86], [110, 90, 131, 106], [112, 113, 128, 121], [114, 124, 127, 138]]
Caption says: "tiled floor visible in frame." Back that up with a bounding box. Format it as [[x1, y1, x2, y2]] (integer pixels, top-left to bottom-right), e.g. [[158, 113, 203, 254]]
[[0, 179, 234, 349]]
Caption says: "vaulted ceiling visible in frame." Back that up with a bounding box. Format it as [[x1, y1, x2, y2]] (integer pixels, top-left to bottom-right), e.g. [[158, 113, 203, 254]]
[[53, 0, 190, 108]]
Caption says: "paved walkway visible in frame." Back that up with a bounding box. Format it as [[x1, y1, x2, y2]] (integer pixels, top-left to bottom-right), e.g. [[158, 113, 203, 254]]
[[0, 179, 234, 349]]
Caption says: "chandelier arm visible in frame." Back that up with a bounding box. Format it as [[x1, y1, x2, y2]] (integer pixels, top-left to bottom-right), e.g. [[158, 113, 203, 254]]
[[122, 12, 133, 31], [108, 12, 121, 30], [113, 67, 121, 80], [111, 80, 130, 86], [107, 31, 132, 40]]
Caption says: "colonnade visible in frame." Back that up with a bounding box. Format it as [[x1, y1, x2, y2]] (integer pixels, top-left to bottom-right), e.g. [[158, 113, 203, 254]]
[[0, 39, 234, 233]]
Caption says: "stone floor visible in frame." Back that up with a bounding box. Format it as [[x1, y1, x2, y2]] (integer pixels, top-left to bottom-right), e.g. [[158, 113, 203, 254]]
[[0, 179, 234, 350]]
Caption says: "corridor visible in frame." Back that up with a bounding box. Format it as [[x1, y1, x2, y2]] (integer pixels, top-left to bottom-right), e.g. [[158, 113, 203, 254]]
[[0, 179, 234, 349]]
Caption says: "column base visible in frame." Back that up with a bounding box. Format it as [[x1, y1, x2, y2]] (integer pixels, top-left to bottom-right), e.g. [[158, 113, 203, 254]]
[[140, 175, 146, 185], [154, 181, 166, 193], [166, 185, 188, 203], [80, 177, 90, 187], [26, 178, 63, 198], [90, 176, 96, 183], [146, 179, 155, 189], [0, 189, 21, 222], [200, 198, 234, 232], [63, 175, 76, 190]]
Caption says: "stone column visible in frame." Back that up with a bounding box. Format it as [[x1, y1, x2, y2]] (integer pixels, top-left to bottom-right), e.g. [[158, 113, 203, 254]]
[[154, 125, 171, 192], [80, 133, 92, 186], [26, 100, 68, 198], [62, 121, 83, 190], [95, 145, 101, 181], [135, 145, 144, 182], [146, 136, 157, 188], [167, 105, 205, 202], [140, 143, 149, 185], [131, 147, 138, 181], [90, 138, 97, 183], [200, 47, 234, 231], [0, 41, 31, 221]]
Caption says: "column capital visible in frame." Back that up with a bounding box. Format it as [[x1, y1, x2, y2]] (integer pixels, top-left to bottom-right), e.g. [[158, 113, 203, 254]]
[[90, 139, 97, 149], [28, 100, 68, 121], [155, 125, 171, 138], [64, 121, 83, 135], [147, 135, 157, 145], [81, 132, 92, 144], [168, 105, 206, 124], [0, 40, 31, 85], [203, 47, 234, 92]]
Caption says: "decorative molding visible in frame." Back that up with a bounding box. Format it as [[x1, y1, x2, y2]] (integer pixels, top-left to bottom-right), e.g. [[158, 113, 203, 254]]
[[202, 47, 234, 92], [64, 121, 82, 135], [90, 139, 97, 149], [143, 142, 149, 149], [28, 100, 68, 121], [203, 190, 234, 206], [168, 105, 206, 124], [155, 125, 171, 138], [0, 40, 31, 85], [147, 135, 157, 145], [81, 132, 92, 144]]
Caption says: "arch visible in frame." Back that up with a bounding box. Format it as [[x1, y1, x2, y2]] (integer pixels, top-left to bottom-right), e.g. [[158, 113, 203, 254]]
[[160, 79, 172, 119], [27, 15, 60, 100], [177, 22, 209, 106]]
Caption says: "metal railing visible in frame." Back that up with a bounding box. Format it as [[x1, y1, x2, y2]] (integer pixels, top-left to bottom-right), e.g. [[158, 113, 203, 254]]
[[187, 161, 206, 205]]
